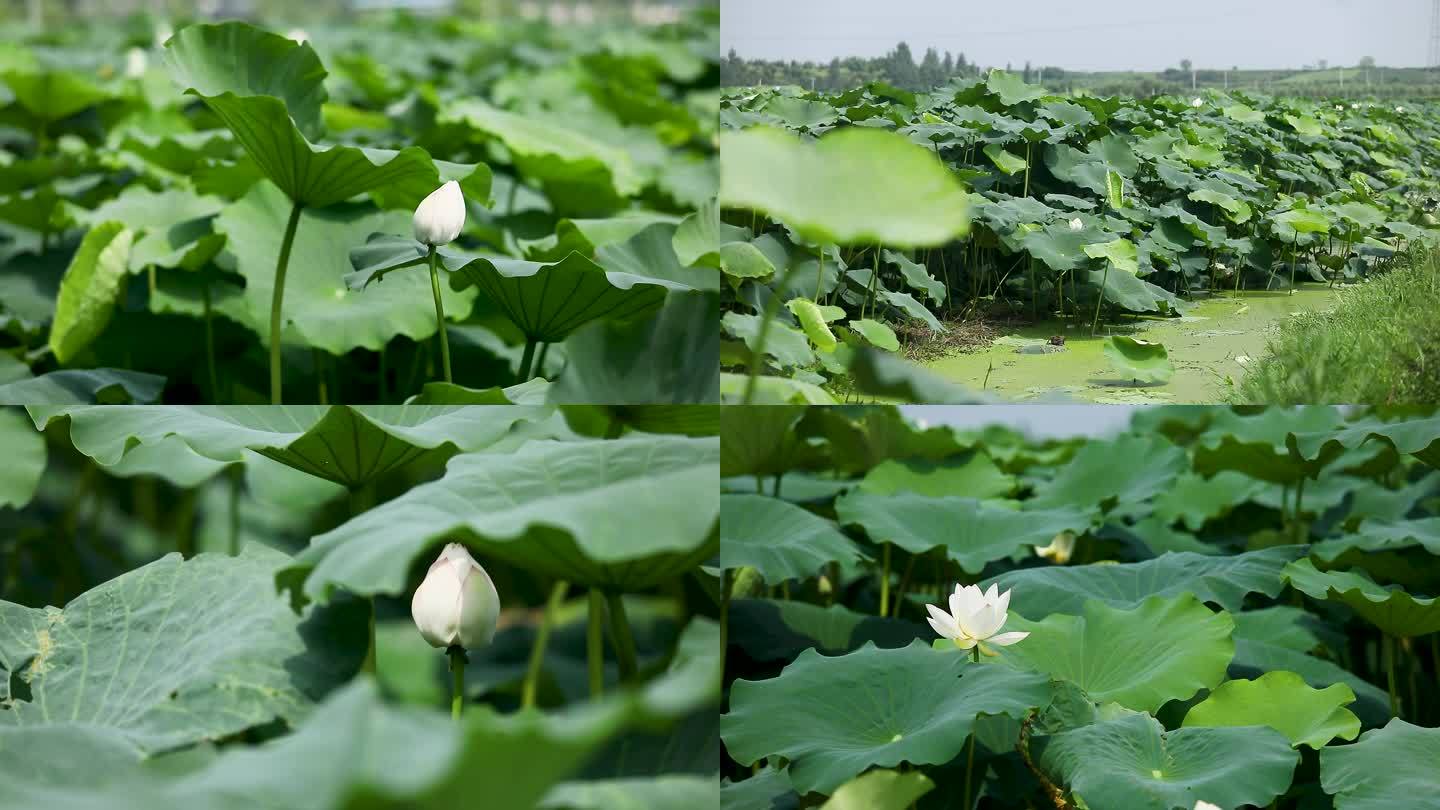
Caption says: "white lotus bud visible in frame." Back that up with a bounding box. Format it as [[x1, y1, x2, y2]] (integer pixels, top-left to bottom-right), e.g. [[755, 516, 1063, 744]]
[[1396, 106, 1406, 113], [413, 181, 466, 246], [1068, 217, 1084, 232], [1191, 98, 1203, 108], [124, 47, 148, 78], [287, 28, 309, 43], [411, 543, 500, 650], [1351, 103, 1360, 110]]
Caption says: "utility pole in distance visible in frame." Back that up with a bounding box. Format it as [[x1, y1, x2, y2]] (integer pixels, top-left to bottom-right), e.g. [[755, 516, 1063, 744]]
[[1430, 0, 1440, 68]]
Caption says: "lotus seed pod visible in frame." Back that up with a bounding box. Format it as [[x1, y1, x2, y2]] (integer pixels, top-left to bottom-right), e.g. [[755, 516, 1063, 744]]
[[411, 542, 500, 650]]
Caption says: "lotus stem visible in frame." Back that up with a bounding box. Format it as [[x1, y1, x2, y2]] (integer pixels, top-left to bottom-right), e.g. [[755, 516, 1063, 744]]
[[963, 647, 981, 809], [605, 591, 639, 684], [426, 247, 452, 384], [228, 465, 242, 556], [533, 342, 549, 378], [587, 588, 605, 696], [1090, 262, 1111, 336], [521, 580, 568, 709], [202, 283, 220, 402], [268, 202, 304, 404], [813, 244, 823, 303], [741, 260, 801, 405], [720, 568, 733, 678], [1293, 476, 1307, 543], [448, 645, 467, 721], [879, 542, 891, 617], [1022, 141, 1033, 198], [1385, 633, 1399, 718], [518, 337, 538, 381]]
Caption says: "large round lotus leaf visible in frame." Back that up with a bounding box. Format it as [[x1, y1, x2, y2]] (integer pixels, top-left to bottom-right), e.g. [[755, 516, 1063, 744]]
[[728, 599, 925, 662], [1190, 407, 1348, 484], [856, 453, 1013, 499], [1313, 517, 1440, 561], [1289, 412, 1440, 471], [0, 408, 44, 509], [1038, 713, 1298, 810], [719, 126, 970, 248], [722, 641, 1051, 795], [0, 369, 165, 405], [0, 546, 365, 755], [835, 491, 1090, 573], [164, 23, 489, 209], [983, 547, 1304, 619], [1029, 433, 1188, 512], [1229, 608, 1390, 726], [721, 768, 796, 810], [718, 405, 807, 478], [593, 222, 719, 292], [218, 184, 477, 353], [722, 494, 867, 582], [819, 769, 933, 810], [441, 100, 641, 215], [1183, 671, 1359, 748], [985, 69, 1047, 105], [1150, 471, 1266, 531], [546, 290, 720, 405], [1320, 720, 1440, 810], [1104, 336, 1175, 384], [0, 678, 632, 810], [994, 594, 1235, 713], [1282, 559, 1440, 638], [282, 435, 719, 601], [25, 405, 543, 488], [539, 776, 718, 810]]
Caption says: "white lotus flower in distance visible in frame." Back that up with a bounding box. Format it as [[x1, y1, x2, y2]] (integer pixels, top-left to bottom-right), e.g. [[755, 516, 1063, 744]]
[[411, 543, 501, 650], [1191, 97, 1203, 108], [413, 180, 466, 246], [124, 47, 148, 78], [928, 583, 1030, 653], [1335, 104, 1345, 111], [1397, 106, 1406, 113], [1036, 531, 1076, 564], [287, 28, 309, 44], [1068, 217, 1084, 231], [1351, 102, 1360, 110]]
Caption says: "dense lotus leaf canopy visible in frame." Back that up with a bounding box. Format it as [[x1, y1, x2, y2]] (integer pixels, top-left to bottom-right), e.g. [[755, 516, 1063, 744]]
[[722, 494, 867, 582], [1282, 559, 1440, 638], [1319, 720, 1440, 810]]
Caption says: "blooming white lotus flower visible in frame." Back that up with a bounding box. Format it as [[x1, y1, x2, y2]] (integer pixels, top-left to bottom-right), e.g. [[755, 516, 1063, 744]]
[[1191, 97, 1203, 108], [124, 47, 147, 78], [1035, 531, 1076, 564], [1068, 217, 1084, 232], [928, 583, 1030, 652], [413, 180, 466, 246], [1351, 103, 1360, 110], [1396, 106, 1406, 113], [1195, 802, 1222, 810], [411, 543, 501, 650], [1335, 104, 1345, 111]]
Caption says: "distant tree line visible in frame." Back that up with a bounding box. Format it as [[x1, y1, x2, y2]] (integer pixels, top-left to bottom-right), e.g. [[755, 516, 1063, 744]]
[[722, 41, 1068, 91]]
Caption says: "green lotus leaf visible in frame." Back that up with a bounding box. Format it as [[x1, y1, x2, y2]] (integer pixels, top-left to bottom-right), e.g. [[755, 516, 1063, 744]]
[[849, 318, 899, 351], [0, 678, 631, 810], [1038, 713, 1298, 810], [787, 298, 838, 351], [407, 379, 552, 405], [722, 312, 814, 370], [593, 221, 718, 292], [1229, 608, 1390, 725], [48, 222, 134, 364], [1104, 336, 1175, 384], [540, 776, 719, 810], [1030, 433, 1188, 511], [1183, 671, 1359, 748], [882, 249, 945, 304], [1285, 114, 1324, 136], [993, 594, 1235, 713], [218, 184, 477, 353], [26, 405, 543, 489], [836, 492, 1090, 573], [1273, 207, 1331, 236], [877, 289, 945, 332], [983, 547, 1305, 618], [1223, 103, 1266, 123], [0, 546, 366, 755], [165, 23, 489, 209], [986, 69, 1047, 105], [546, 291, 720, 405], [1150, 471, 1266, 531], [719, 240, 776, 279], [0, 68, 109, 122], [718, 405, 808, 478], [671, 199, 722, 267], [819, 769, 933, 810], [1083, 237, 1139, 273], [1190, 407, 1346, 484], [728, 599, 925, 662], [1288, 412, 1440, 471], [1320, 720, 1440, 810], [281, 435, 719, 601], [856, 454, 1014, 498], [441, 99, 641, 215], [1312, 517, 1440, 561], [721, 768, 794, 810], [722, 641, 1051, 795], [983, 143, 1028, 175], [1021, 222, 1093, 271], [0, 408, 44, 509], [76, 187, 228, 273], [1282, 559, 1440, 638], [845, 347, 987, 405], [721, 494, 867, 582], [719, 126, 970, 248], [0, 369, 165, 405]]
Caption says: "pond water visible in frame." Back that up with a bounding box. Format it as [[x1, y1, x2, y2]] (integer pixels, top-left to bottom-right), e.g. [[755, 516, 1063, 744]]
[[924, 285, 1344, 403]]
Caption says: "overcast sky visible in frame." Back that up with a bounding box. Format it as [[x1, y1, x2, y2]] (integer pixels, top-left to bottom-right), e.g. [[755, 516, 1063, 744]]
[[899, 406, 1142, 438], [722, 0, 1433, 71]]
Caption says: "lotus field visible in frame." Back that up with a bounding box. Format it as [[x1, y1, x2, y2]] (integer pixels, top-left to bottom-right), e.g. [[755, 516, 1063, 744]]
[[718, 72, 1440, 403], [0, 403, 722, 809], [0, 12, 719, 405], [719, 405, 1440, 809]]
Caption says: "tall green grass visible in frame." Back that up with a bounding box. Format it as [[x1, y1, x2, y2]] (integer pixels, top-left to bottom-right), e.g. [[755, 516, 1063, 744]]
[[1235, 244, 1440, 403]]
